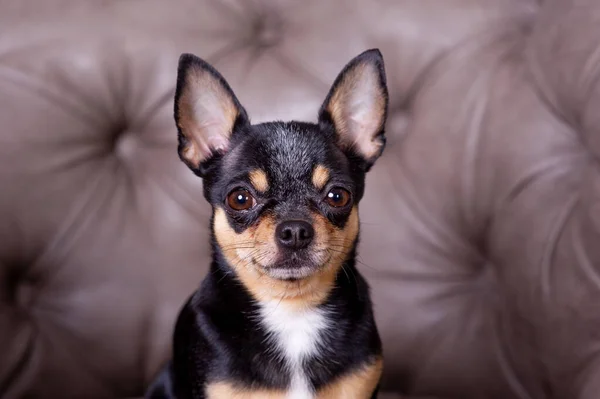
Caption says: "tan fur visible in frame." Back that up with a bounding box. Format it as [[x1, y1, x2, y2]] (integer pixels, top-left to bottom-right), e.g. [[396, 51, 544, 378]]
[[249, 169, 269, 193], [177, 66, 238, 168], [206, 357, 382, 399], [316, 357, 383, 399], [206, 382, 286, 398], [327, 62, 386, 160], [312, 165, 330, 190], [213, 206, 359, 309]]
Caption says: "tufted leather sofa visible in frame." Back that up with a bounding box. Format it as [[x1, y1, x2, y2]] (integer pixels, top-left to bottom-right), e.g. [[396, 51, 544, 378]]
[[2, 0, 600, 398]]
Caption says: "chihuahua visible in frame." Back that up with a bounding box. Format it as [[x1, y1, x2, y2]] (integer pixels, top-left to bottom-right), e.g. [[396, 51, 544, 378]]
[[146, 48, 389, 399]]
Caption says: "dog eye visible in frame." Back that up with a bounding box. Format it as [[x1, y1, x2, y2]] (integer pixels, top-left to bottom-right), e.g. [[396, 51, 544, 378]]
[[227, 189, 256, 211], [324, 188, 351, 208]]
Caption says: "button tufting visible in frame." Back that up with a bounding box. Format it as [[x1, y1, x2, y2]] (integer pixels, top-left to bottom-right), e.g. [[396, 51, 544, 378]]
[[5, 266, 36, 309], [248, 9, 284, 49], [15, 278, 35, 309], [3, 268, 18, 305], [113, 130, 138, 161]]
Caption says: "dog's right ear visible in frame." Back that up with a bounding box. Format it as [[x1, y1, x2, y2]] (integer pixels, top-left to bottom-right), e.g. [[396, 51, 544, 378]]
[[174, 53, 249, 176], [318, 49, 388, 172]]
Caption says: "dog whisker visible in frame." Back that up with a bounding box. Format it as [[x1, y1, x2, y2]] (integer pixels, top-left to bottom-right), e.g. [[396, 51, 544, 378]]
[[340, 263, 351, 283]]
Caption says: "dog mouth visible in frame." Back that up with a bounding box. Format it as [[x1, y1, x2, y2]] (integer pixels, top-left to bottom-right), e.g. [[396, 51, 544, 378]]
[[253, 250, 330, 281], [265, 265, 315, 281]]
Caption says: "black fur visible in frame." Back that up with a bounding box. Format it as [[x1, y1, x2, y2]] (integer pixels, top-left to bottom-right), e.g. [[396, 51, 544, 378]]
[[150, 252, 380, 399], [147, 49, 388, 399]]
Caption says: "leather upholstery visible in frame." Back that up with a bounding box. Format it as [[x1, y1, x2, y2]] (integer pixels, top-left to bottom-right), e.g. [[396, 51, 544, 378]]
[[1, 0, 599, 398]]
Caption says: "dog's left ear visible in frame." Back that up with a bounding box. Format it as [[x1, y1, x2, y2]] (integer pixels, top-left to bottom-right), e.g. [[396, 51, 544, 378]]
[[318, 49, 389, 170]]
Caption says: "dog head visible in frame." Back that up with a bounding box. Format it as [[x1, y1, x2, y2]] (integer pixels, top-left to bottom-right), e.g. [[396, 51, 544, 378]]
[[174, 50, 388, 305]]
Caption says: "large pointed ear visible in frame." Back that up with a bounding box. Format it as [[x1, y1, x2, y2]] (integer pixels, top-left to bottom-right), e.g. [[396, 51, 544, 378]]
[[174, 53, 249, 176], [318, 49, 389, 170]]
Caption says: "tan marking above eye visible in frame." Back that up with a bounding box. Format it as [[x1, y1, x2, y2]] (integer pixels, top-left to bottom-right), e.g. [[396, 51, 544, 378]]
[[249, 169, 269, 192], [312, 165, 330, 190]]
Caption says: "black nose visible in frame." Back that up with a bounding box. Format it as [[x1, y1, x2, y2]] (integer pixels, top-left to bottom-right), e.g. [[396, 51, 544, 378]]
[[276, 220, 314, 250]]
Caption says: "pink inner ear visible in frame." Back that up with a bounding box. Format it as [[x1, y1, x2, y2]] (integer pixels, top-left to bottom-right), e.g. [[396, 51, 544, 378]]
[[336, 66, 385, 159], [187, 86, 236, 160], [203, 129, 229, 154]]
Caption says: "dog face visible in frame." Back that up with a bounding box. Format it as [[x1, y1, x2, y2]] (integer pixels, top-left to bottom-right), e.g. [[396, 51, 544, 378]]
[[174, 50, 388, 305]]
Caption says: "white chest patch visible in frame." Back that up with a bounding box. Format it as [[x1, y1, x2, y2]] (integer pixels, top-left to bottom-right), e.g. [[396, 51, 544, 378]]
[[260, 301, 329, 399]]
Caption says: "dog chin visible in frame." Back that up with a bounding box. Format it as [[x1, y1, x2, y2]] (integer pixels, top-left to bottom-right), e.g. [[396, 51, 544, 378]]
[[263, 258, 321, 281]]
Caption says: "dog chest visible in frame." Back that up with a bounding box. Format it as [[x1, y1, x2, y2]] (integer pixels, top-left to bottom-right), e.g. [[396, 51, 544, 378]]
[[259, 301, 329, 399]]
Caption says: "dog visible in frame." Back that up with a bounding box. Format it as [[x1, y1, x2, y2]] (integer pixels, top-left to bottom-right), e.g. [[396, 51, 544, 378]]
[[146, 48, 389, 399]]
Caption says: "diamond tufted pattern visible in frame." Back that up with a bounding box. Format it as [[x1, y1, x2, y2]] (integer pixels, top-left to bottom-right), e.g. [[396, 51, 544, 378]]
[[1, 0, 600, 398]]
